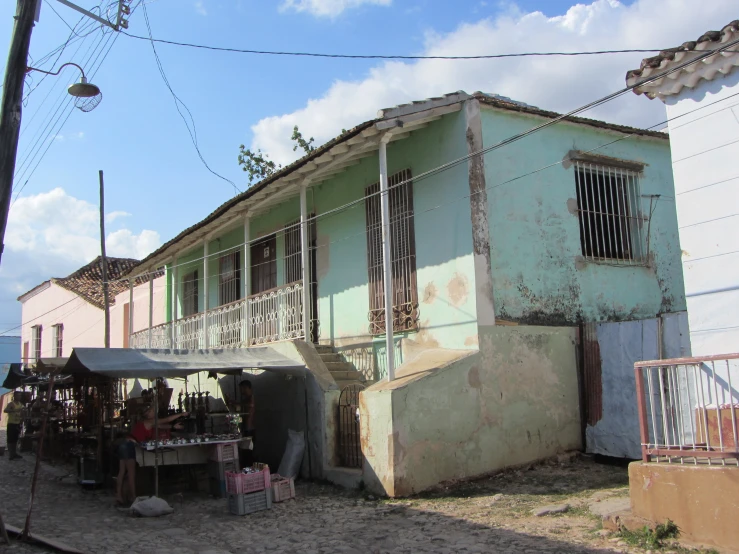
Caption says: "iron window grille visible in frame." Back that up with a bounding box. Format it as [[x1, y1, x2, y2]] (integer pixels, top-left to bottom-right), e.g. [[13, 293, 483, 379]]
[[31, 325, 42, 362], [218, 251, 241, 306], [365, 168, 419, 335], [52, 324, 63, 358], [182, 270, 199, 317], [284, 219, 301, 285], [574, 161, 648, 265]]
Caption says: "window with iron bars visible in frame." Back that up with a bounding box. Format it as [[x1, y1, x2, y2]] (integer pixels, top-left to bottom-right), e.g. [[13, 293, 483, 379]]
[[284, 219, 301, 285], [365, 168, 419, 335], [31, 325, 42, 362], [52, 324, 63, 357], [574, 161, 648, 265], [182, 270, 199, 316], [219, 251, 241, 305]]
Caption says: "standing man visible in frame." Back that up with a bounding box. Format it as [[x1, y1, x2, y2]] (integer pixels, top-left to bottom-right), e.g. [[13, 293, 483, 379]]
[[238, 380, 255, 468], [4, 391, 24, 460]]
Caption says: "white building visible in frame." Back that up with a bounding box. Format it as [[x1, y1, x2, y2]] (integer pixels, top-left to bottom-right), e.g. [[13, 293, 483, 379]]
[[627, 20, 739, 355]]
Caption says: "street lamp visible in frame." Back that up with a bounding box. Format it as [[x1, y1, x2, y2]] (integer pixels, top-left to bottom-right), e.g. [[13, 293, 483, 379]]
[[26, 62, 102, 112]]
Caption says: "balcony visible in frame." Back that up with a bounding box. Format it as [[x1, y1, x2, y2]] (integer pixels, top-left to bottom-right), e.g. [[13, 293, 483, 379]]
[[130, 282, 305, 350], [635, 353, 739, 465]]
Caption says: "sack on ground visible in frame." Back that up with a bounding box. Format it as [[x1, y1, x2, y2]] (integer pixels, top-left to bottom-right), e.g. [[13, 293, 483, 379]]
[[130, 495, 174, 517], [277, 429, 305, 479]]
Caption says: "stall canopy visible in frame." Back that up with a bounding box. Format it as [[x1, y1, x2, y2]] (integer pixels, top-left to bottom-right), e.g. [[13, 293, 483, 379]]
[[63, 347, 307, 379]]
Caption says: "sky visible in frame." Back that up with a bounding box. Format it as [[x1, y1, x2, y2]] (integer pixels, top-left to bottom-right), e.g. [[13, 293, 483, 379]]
[[0, 0, 736, 335]]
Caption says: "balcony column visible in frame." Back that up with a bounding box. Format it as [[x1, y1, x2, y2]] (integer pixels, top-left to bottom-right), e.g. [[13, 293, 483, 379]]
[[148, 277, 154, 348], [300, 183, 311, 342], [203, 240, 209, 349], [379, 133, 395, 382], [244, 216, 251, 346], [128, 278, 134, 346], [171, 259, 178, 349]]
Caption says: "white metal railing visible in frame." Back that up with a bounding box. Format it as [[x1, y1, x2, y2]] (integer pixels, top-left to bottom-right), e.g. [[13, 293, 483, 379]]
[[130, 282, 304, 349], [635, 353, 739, 465]]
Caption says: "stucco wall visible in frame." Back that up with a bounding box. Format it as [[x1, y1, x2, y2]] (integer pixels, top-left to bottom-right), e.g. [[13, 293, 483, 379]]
[[111, 275, 167, 347], [312, 110, 478, 380], [481, 107, 686, 325], [20, 283, 105, 358], [361, 325, 581, 496], [664, 70, 739, 356]]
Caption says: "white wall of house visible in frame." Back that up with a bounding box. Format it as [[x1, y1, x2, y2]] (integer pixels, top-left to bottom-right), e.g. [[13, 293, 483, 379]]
[[665, 68, 739, 356], [111, 275, 167, 347]]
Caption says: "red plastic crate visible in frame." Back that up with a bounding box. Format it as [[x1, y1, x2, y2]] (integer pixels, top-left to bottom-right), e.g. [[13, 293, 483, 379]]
[[209, 442, 237, 463], [270, 477, 295, 502], [225, 467, 270, 494]]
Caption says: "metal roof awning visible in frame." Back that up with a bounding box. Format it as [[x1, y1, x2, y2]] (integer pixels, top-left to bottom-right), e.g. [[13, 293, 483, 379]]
[[63, 347, 306, 379]]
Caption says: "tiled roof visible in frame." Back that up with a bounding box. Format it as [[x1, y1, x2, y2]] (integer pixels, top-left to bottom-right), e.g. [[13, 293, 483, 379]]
[[19, 257, 164, 309], [133, 91, 667, 272], [626, 20, 739, 99]]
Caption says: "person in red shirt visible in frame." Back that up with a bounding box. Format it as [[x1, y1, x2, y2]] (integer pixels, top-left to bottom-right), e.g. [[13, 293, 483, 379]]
[[115, 406, 187, 506]]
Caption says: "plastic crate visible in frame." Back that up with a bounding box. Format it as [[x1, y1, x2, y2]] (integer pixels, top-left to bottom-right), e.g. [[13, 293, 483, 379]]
[[270, 477, 295, 503], [209, 477, 227, 498], [228, 489, 272, 516], [208, 459, 238, 482], [209, 442, 237, 462], [225, 466, 270, 495]]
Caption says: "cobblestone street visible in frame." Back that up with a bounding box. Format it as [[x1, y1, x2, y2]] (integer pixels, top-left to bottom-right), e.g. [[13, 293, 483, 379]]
[[0, 433, 714, 554]]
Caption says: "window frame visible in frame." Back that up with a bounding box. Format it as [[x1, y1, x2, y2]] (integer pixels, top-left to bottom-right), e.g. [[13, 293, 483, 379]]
[[31, 325, 42, 362], [52, 324, 63, 358], [182, 270, 199, 317]]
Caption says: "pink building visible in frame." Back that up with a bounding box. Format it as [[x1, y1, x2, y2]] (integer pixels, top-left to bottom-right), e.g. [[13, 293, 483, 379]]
[[18, 257, 165, 364]]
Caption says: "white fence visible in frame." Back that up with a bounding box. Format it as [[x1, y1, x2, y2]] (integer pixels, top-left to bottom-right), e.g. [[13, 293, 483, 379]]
[[130, 282, 304, 350]]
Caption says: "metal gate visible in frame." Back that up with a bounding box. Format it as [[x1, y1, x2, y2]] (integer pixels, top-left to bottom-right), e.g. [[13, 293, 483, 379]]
[[338, 384, 364, 468]]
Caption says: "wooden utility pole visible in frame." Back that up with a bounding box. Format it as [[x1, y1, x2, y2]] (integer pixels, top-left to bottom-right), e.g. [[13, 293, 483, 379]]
[[99, 170, 110, 348], [0, 0, 40, 267]]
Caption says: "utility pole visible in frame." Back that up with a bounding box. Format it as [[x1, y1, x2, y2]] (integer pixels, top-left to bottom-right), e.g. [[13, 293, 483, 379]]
[[0, 0, 40, 267], [99, 170, 110, 348]]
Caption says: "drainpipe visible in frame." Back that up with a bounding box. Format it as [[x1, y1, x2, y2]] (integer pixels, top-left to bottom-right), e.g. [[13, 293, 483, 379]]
[[300, 183, 311, 343], [148, 277, 154, 348], [128, 278, 134, 347], [203, 240, 209, 349], [379, 133, 395, 382], [244, 216, 251, 346]]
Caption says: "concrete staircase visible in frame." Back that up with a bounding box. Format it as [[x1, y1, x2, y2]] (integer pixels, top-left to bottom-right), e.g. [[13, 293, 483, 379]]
[[314, 345, 368, 390]]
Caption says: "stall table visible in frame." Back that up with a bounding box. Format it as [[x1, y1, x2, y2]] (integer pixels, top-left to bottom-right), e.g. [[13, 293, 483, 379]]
[[135, 439, 243, 467]]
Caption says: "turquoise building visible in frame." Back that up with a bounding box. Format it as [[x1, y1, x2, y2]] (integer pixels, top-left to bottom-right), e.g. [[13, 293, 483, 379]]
[[130, 92, 685, 495]]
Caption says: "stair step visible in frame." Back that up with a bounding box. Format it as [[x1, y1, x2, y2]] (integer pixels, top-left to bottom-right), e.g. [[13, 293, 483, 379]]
[[314, 345, 334, 354], [325, 361, 355, 373], [332, 370, 364, 381], [319, 353, 343, 363]]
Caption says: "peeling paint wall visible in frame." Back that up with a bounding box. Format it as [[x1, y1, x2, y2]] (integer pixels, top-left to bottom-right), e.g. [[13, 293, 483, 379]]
[[313, 110, 479, 379], [361, 325, 581, 496], [480, 107, 686, 325]]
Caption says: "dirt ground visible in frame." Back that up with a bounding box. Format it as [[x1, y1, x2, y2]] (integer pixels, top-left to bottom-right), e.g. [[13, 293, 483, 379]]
[[0, 442, 722, 553]]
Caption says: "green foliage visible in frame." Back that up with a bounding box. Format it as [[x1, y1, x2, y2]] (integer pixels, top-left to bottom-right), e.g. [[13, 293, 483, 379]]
[[237, 125, 316, 187], [619, 519, 680, 550], [291, 125, 316, 154]]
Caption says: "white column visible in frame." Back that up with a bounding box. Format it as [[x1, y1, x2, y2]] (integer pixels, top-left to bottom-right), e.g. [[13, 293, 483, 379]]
[[379, 134, 395, 381], [128, 278, 134, 346], [244, 217, 251, 346], [300, 185, 310, 342], [203, 240, 209, 349], [148, 277, 154, 348], [171, 259, 178, 349]]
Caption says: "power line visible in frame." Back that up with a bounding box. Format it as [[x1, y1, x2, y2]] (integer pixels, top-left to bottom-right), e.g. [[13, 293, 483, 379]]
[[122, 32, 663, 60], [140, 3, 240, 195]]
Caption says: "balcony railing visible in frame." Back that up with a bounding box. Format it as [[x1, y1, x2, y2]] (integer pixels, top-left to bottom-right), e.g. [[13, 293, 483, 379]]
[[635, 353, 739, 465], [130, 282, 304, 350]]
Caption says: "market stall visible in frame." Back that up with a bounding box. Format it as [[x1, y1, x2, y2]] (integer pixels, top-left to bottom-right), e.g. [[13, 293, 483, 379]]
[[62, 347, 306, 498]]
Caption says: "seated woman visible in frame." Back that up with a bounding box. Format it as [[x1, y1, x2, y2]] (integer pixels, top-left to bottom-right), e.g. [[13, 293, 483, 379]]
[[115, 406, 188, 506]]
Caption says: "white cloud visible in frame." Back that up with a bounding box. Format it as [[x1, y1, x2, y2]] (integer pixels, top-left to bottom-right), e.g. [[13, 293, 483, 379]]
[[194, 0, 207, 16], [279, 0, 391, 18], [253, 0, 737, 165], [1, 188, 162, 326], [106, 210, 131, 224], [106, 229, 162, 260]]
